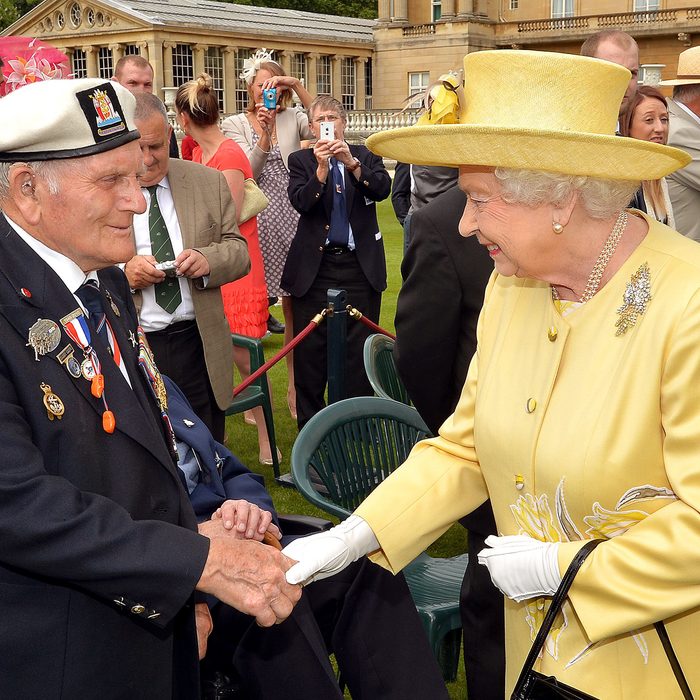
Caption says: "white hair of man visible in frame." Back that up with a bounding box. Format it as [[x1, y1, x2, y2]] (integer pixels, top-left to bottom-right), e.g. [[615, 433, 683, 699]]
[[494, 168, 640, 220], [0, 159, 78, 198]]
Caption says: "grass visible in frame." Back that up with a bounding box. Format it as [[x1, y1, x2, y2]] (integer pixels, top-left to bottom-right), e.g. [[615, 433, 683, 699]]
[[225, 197, 468, 699]]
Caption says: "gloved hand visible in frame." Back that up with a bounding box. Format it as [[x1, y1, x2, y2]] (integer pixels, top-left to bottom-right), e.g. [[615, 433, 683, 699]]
[[477, 534, 561, 602], [283, 514, 379, 586]]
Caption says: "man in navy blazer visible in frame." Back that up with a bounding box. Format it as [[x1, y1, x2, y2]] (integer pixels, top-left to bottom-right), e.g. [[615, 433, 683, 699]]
[[282, 95, 391, 429], [165, 376, 449, 699]]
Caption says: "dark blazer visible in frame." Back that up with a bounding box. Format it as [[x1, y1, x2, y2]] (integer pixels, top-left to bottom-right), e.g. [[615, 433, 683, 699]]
[[165, 376, 276, 525], [391, 161, 411, 225], [0, 216, 208, 700], [394, 186, 493, 434], [282, 144, 391, 297]]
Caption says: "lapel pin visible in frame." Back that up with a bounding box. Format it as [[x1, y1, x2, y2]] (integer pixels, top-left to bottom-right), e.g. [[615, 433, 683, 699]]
[[183, 418, 195, 427], [40, 382, 64, 421], [104, 289, 121, 317], [128, 330, 137, 347], [27, 319, 61, 361]]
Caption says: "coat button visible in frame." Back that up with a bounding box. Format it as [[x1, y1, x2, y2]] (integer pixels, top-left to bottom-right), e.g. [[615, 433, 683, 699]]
[[324, 224, 330, 230], [515, 474, 524, 490], [113, 597, 126, 607], [526, 398, 537, 413], [362, 180, 369, 186], [147, 611, 161, 619], [131, 604, 146, 615], [318, 246, 324, 252], [547, 326, 558, 342]]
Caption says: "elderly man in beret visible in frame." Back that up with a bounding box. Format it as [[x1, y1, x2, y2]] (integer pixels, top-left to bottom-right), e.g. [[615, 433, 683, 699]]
[[0, 78, 301, 700]]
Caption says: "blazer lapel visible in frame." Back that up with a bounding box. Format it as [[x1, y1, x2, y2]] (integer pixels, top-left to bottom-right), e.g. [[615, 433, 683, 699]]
[[168, 161, 195, 249]]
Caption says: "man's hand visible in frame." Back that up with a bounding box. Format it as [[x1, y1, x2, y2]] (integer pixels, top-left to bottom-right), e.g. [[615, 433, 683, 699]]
[[124, 254, 165, 289], [176, 249, 209, 278], [194, 603, 213, 660], [197, 537, 301, 627], [327, 139, 354, 169], [201, 499, 282, 544]]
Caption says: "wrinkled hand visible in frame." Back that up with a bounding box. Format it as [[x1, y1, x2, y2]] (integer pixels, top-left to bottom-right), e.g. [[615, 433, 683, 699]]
[[283, 515, 379, 586], [176, 249, 209, 278], [313, 138, 333, 177], [261, 74, 298, 94], [326, 139, 353, 168], [197, 537, 301, 627], [477, 535, 561, 602], [124, 254, 165, 289], [194, 603, 213, 660], [210, 499, 281, 543]]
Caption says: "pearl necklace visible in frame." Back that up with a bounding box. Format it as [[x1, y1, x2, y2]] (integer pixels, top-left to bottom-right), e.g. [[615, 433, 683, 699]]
[[551, 210, 628, 304]]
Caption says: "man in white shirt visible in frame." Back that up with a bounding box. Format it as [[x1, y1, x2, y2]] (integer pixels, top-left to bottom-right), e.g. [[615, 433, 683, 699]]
[[660, 46, 700, 242], [124, 92, 249, 442]]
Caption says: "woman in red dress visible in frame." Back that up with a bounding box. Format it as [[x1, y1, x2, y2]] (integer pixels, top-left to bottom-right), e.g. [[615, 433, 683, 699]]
[[175, 73, 278, 466]]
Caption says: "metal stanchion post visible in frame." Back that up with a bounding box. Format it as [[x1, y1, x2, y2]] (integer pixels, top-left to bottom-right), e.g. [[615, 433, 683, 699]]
[[326, 288, 347, 404]]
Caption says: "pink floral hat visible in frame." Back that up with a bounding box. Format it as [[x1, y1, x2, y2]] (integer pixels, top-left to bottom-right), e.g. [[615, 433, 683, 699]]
[[0, 36, 71, 97]]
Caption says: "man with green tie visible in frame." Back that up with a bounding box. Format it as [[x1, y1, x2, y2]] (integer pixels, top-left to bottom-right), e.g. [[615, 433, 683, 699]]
[[124, 92, 249, 442]]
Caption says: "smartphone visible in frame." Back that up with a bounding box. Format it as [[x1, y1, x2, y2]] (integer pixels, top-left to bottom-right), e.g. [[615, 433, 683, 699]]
[[320, 121, 335, 141], [262, 87, 277, 110]]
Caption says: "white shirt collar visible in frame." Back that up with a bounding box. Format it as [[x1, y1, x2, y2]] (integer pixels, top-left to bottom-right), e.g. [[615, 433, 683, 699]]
[[674, 99, 700, 126], [4, 213, 94, 294]]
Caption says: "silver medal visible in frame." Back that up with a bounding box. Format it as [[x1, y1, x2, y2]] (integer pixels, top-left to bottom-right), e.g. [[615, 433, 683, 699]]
[[26, 319, 61, 361]]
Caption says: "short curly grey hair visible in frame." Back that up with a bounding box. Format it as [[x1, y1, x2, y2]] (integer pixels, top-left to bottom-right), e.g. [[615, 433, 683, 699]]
[[494, 168, 639, 220]]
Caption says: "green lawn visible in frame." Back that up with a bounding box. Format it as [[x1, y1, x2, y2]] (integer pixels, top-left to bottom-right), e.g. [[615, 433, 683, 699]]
[[225, 197, 467, 699]]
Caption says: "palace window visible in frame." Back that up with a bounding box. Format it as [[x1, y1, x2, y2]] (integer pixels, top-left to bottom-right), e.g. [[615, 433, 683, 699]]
[[341, 57, 355, 111], [172, 44, 194, 87], [70, 2, 81, 27], [290, 53, 307, 94], [55, 11, 65, 29], [634, 0, 659, 8], [124, 44, 140, 56], [551, 0, 574, 18], [234, 48, 252, 112], [98, 47, 113, 79], [72, 48, 87, 78], [204, 47, 225, 111], [365, 58, 373, 110], [510, 0, 518, 8], [432, 0, 441, 22], [317, 55, 331, 95], [85, 7, 95, 26], [408, 71, 429, 103]]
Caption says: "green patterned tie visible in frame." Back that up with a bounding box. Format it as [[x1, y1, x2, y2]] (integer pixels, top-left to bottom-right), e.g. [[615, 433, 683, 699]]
[[147, 185, 182, 313]]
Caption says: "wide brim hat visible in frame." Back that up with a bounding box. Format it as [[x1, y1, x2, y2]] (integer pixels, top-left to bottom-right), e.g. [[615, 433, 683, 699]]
[[0, 77, 139, 161], [659, 45, 700, 86], [367, 50, 690, 181]]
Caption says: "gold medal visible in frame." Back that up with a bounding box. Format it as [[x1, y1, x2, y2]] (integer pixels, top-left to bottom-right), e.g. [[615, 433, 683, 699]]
[[26, 319, 61, 361], [40, 382, 64, 421]]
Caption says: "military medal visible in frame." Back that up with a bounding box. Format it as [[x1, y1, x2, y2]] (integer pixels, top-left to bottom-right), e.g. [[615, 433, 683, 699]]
[[40, 382, 64, 421], [128, 330, 137, 347], [26, 319, 61, 361], [56, 345, 82, 379], [104, 289, 120, 317]]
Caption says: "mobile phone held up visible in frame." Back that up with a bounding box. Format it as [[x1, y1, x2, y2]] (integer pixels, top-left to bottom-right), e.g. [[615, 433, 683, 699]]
[[320, 121, 335, 141], [262, 87, 277, 110]]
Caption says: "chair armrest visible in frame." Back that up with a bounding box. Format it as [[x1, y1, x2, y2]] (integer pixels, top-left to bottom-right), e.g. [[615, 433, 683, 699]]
[[278, 513, 334, 535]]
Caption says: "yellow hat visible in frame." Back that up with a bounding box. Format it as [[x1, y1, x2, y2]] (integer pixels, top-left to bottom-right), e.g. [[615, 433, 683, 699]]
[[367, 50, 690, 181]]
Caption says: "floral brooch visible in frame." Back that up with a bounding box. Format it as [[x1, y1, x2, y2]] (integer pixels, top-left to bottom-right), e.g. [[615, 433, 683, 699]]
[[615, 262, 651, 336]]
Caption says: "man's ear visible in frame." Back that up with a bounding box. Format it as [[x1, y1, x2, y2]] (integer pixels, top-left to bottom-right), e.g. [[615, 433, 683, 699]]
[[7, 163, 41, 226]]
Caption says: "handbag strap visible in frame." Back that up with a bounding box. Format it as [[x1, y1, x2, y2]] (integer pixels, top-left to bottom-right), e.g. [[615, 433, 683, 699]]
[[513, 539, 603, 695], [655, 621, 694, 700], [513, 538, 695, 700]]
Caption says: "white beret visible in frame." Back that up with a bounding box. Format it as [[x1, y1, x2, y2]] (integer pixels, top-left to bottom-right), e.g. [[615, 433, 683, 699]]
[[0, 77, 139, 161]]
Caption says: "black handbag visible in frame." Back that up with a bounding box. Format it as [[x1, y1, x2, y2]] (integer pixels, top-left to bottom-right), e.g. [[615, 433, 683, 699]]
[[511, 539, 695, 700]]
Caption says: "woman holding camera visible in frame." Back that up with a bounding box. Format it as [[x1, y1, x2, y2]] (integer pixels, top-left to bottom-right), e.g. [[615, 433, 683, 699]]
[[222, 49, 314, 421], [176, 74, 279, 466]]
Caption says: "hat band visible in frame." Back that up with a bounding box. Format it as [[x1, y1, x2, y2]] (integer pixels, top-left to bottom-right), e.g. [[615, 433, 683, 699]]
[[0, 129, 140, 163], [675, 73, 700, 80]]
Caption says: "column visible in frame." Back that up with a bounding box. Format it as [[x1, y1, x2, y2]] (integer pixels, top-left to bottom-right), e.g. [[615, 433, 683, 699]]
[[331, 55, 342, 100], [149, 40, 164, 94], [394, 0, 408, 24], [109, 43, 124, 64], [377, 0, 391, 23], [136, 41, 148, 60], [307, 52, 319, 97], [457, 0, 473, 18], [162, 42, 174, 87], [440, 0, 455, 20], [279, 50, 292, 76], [223, 46, 236, 114], [193, 44, 207, 77], [354, 57, 366, 112], [84, 45, 97, 77]]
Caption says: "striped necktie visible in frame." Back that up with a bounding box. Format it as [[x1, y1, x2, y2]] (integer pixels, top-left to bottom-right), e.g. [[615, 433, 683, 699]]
[[147, 185, 182, 313]]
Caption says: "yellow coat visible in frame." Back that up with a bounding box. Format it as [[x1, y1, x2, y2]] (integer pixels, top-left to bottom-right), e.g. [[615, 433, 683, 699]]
[[357, 215, 700, 699]]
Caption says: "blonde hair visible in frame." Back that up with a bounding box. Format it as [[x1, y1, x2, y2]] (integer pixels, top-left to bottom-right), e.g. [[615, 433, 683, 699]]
[[246, 61, 293, 112], [176, 73, 219, 127], [494, 168, 639, 220]]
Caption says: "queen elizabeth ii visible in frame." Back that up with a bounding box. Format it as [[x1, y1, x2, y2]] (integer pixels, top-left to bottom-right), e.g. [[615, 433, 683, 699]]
[[281, 50, 697, 698]]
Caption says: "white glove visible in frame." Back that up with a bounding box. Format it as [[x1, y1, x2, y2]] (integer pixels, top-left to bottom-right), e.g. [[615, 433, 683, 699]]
[[283, 515, 379, 586], [477, 534, 561, 602]]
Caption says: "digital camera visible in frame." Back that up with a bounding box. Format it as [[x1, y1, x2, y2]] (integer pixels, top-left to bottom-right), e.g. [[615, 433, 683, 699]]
[[262, 88, 277, 110]]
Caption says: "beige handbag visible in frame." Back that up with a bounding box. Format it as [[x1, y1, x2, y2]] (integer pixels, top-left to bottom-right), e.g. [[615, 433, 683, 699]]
[[239, 178, 269, 224]]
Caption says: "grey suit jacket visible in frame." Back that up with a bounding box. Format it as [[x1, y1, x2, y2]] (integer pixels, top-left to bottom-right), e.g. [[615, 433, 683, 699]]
[[132, 158, 250, 410], [667, 98, 700, 242]]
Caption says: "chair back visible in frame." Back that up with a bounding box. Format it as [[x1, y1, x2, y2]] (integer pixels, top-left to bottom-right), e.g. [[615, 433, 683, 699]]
[[363, 334, 412, 405], [291, 396, 431, 519]]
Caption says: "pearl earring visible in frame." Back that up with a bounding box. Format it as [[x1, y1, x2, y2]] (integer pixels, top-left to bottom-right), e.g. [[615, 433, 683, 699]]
[[552, 222, 564, 234]]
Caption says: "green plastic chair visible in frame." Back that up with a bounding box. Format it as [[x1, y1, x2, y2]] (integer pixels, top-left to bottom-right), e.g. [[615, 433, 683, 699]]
[[363, 333, 412, 405], [226, 334, 282, 481], [290, 396, 468, 681]]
